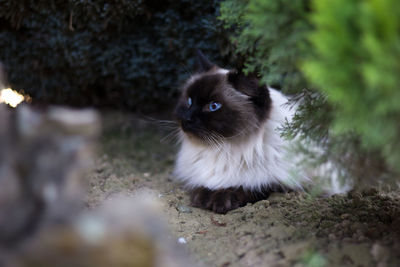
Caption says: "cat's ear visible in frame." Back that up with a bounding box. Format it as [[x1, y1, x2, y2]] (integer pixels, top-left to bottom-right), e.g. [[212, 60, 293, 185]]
[[227, 70, 264, 97], [195, 49, 215, 73], [227, 69, 270, 109]]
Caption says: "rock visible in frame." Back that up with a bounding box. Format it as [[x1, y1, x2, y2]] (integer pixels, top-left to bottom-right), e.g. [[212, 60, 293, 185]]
[[178, 237, 187, 244], [0, 104, 100, 247], [15, 195, 192, 267], [177, 205, 192, 213]]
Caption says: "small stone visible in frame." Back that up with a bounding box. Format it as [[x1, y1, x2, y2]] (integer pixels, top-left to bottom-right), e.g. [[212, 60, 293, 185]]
[[177, 205, 192, 213], [261, 200, 270, 207], [178, 237, 187, 244]]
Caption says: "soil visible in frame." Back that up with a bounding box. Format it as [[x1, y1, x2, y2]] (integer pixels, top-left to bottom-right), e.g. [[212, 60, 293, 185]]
[[86, 111, 400, 267]]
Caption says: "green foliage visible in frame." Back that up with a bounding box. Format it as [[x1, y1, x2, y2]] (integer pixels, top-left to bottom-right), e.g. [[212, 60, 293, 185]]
[[0, 0, 229, 110], [220, 0, 394, 184], [303, 0, 400, 171], [219, 0, 311, 92]]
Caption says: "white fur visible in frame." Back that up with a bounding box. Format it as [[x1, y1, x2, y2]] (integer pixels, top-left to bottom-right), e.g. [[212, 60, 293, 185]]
[[174, 88, 309, 191]]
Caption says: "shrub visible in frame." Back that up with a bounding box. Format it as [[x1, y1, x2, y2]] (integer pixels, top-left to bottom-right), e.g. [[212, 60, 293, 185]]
[[219, 0, 394, 186], [303, 0, 400, 172], [219, 0, 311, 93], [0, 0, 229, 110]]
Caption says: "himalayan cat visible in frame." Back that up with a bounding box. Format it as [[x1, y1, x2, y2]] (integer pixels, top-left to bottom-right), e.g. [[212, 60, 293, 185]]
[[173, 51, 308, 214]]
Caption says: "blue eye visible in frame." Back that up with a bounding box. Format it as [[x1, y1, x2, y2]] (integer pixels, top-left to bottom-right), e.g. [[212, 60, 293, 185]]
[[209, 102, 222, 112], [188, 97, 192, 107]]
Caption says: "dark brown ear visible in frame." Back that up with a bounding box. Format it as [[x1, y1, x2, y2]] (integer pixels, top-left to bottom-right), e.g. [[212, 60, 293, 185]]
[[227, 70, 271, 116], [227, 70, 263, 97], [195, 49, 214, 73]]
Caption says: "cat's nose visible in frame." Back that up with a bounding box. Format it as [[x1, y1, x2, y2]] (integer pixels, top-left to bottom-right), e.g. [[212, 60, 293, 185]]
[[181, 117, 194, 131], [181, 112, 194, 123], [182, 117, 194, 125]]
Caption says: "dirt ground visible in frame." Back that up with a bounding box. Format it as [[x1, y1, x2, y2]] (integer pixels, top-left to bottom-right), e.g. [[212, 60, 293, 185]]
[[86, 112, 400, 267]]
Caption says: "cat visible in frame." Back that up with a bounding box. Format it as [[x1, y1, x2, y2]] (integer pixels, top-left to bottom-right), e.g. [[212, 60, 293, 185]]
[[173, 51, 308, 214]]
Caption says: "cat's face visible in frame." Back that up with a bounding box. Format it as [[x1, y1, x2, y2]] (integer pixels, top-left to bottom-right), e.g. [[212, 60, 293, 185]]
[[174, 51, 271, 144]]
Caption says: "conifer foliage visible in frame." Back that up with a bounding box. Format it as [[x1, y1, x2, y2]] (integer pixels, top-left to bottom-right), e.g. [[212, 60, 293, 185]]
[[219, 0, 311, 93], [220, 0, 400, 184], [304, 0, 400, 173]]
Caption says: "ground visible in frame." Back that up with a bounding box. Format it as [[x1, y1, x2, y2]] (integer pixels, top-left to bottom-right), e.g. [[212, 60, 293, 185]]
[[86, 112, 400, 267]]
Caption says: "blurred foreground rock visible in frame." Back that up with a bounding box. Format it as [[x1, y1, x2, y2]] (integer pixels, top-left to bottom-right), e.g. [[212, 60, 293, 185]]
[[0, 104, 100, 247], [0, 104, 189, 267], [14, 193, 190, 267]]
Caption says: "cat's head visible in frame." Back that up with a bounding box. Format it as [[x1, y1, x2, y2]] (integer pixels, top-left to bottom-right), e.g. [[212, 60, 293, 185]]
[[174, 51, 271, 145]]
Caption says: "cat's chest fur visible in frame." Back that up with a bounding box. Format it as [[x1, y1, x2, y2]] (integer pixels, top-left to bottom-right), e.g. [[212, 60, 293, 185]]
[[174, 88, 303, 191]]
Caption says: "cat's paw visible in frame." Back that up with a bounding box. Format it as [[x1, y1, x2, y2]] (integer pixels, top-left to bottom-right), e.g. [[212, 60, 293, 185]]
[[190, 187, 247, 214]]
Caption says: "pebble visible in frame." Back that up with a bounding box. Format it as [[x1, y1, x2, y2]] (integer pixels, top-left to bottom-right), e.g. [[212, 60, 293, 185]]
[[177, 205, 192, 213], [178, 237, 187, 244], [256, 200, 270, 208]]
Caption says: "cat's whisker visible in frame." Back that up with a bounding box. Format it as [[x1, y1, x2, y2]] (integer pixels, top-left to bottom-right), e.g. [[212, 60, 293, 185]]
[[226, 128, 248, 140], [202, 130, 217, 150], [140, 115, 179, 129], [161, 128, 182, 144], [209, 131, 226, 154], [209, 135, 222, 152]]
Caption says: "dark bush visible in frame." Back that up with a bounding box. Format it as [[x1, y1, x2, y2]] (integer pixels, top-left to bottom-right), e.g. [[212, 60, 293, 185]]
[[0, 0, 230, 111]]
